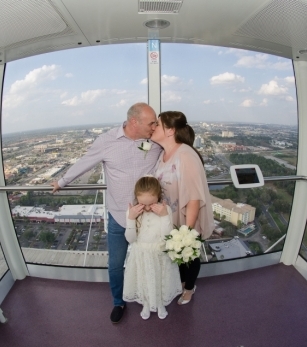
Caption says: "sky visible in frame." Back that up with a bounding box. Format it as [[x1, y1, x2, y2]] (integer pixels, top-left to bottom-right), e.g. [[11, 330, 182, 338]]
[[2, 43, 297, 134]]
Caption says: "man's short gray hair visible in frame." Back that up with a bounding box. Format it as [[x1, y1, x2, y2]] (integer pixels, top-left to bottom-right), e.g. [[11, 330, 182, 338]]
[[127, 103, 149, 120]]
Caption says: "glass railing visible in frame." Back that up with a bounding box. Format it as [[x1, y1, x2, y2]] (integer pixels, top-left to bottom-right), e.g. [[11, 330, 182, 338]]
[[1, 174, 304, 267], [4, 183, 107, 267]]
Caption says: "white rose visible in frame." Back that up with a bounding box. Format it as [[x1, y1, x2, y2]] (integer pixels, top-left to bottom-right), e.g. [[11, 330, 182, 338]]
[[179, 225, 189, 233], [142, 141, 152, 151], [165, 239, 175, 250], [172, 233, 183, 242], [170, 228, 179, 236], [183, 256, 190, 263], [182, 246, 194, 259], [192, 240, 202, 249], [182, 235, 195, 247], [173, 241, 183, 253], [190, 229, 200, 237], [175, 252, 183, 259]]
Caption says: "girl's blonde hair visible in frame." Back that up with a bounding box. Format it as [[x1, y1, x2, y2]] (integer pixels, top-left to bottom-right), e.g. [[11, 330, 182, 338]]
[[134, 176, 163, 231], [134, 176, 162, 202]]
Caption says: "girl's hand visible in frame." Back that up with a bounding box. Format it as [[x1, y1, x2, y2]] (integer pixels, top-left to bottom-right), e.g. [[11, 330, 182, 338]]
[[151, 201, 168, 216], [128, 203, 144, 220]]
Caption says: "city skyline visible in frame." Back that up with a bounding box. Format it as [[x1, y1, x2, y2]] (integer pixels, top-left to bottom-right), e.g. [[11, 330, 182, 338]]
[[2, 43, 297, 134]]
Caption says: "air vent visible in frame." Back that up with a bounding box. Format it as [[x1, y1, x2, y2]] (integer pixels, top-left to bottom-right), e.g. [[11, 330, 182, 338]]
[[234, 0, 307, 48], [138, 0, 183, 14]]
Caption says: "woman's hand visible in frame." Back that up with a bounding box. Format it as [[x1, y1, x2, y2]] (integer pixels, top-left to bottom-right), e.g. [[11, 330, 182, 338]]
[[151, 201, 168, 216], [128, 203, 144, 220]]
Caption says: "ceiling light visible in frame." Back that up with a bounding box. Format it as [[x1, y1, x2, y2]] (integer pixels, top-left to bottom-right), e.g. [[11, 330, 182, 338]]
[[298, 49, 307, 54], [144, 19, 170, 29]]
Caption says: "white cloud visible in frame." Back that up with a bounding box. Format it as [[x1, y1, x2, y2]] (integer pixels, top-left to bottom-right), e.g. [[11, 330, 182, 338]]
[[10, 65, 60, 94], [284, 96, 294, 102], [260, 98, 268, 106], [258, 80, 288, 95], [271, 61, 292, 70], [65, 73, 73, 78], [114, 99, 128, 107], [218, 48, 248, 56], [238, 88, 252, 93], [235, 54, 268, 69], [140, 78, 147, 85], [203, 99, 212, 104], [162, 91, 181, 103], [61, 89, 126, 106], [3, 65, 61, 109], [210, 72, 244, 85], [162, 75, 181, 86], [60, 92, 68, 99], [240, 99, 254, 107], [111, 89, 127, 95], [235, 54, 292, 70], [284, 76, 295, 84]]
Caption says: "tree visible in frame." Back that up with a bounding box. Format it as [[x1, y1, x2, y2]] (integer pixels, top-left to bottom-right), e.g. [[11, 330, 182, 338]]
[[23, 230, 34, 240], [237, 220, 243, 229], [39, 231, 55, 244]]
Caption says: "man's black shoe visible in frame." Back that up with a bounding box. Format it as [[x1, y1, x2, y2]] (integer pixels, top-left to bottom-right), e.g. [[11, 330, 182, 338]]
[[110, 305, 126, 323]]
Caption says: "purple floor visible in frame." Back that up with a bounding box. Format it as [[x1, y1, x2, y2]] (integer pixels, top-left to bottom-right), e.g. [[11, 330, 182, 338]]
[[1, 263, 307, 347]]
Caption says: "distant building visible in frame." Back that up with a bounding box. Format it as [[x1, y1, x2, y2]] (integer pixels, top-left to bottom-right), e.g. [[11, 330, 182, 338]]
[[211, 195, 255, 226], [222, 131, 234, 138], [194, 135, 202, 148], [11, 204, 104, 224], [39, 165, 66, 179]]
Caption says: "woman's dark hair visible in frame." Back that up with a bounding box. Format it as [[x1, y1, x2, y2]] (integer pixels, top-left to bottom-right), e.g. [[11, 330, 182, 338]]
[[159, 111, 204, 165]]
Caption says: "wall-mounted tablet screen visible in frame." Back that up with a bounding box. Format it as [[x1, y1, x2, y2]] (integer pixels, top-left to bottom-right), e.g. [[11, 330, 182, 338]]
[[230, 164, 264, 189]]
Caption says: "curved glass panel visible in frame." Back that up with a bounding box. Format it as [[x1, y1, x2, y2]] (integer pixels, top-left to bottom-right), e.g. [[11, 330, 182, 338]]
[[299, 223, 307, 261], [2, 44, 147, 266], [161, 44, 297, 262], [0, 243, 8, 279]]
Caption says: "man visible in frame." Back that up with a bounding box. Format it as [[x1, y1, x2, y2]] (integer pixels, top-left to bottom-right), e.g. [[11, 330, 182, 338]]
[[51, 103, 161, 323]]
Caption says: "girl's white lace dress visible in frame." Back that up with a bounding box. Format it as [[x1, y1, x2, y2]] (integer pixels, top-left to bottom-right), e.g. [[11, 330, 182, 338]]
[[123, 205, 182, 311]]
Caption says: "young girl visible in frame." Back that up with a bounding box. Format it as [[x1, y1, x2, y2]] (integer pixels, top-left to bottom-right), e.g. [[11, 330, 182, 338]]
[[123, 176, 182, 320]]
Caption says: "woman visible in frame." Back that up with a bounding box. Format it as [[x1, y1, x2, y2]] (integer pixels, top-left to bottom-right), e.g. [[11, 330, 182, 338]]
[[151, 111, 215, 305]]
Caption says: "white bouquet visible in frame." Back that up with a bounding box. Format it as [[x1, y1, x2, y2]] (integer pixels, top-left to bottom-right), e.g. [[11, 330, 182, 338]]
[[164, 225, 203, 266]]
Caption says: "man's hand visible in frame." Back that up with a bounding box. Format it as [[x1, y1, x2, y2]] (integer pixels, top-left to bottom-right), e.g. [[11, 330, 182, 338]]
[[151, 201, 168, 216], [128, 203, 144, 220], [51, 181, 61, 193]]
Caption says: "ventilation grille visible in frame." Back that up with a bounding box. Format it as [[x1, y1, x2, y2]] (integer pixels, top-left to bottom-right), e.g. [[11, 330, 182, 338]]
[[138, 0, 183, 13], [0, 0, 75, 51], [229, 42, 282, 55], [235, 0, 307, 48], [15, 43, 77, 59]]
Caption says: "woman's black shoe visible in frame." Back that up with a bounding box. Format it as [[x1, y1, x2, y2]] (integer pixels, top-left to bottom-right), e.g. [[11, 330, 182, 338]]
[[110, 305, 126, 323]]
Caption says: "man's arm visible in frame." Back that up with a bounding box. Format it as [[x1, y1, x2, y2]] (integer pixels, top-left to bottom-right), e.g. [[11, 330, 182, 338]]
[[51, 135, 105, 193]]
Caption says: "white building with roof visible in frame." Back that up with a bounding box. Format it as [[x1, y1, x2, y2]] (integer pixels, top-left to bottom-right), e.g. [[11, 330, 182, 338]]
[[11, 205, 104, 224], [208, 237, 252, 260]]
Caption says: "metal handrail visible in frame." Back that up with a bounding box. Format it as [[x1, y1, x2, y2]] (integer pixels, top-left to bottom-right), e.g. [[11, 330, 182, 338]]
[[0, 175, 306, 192]]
